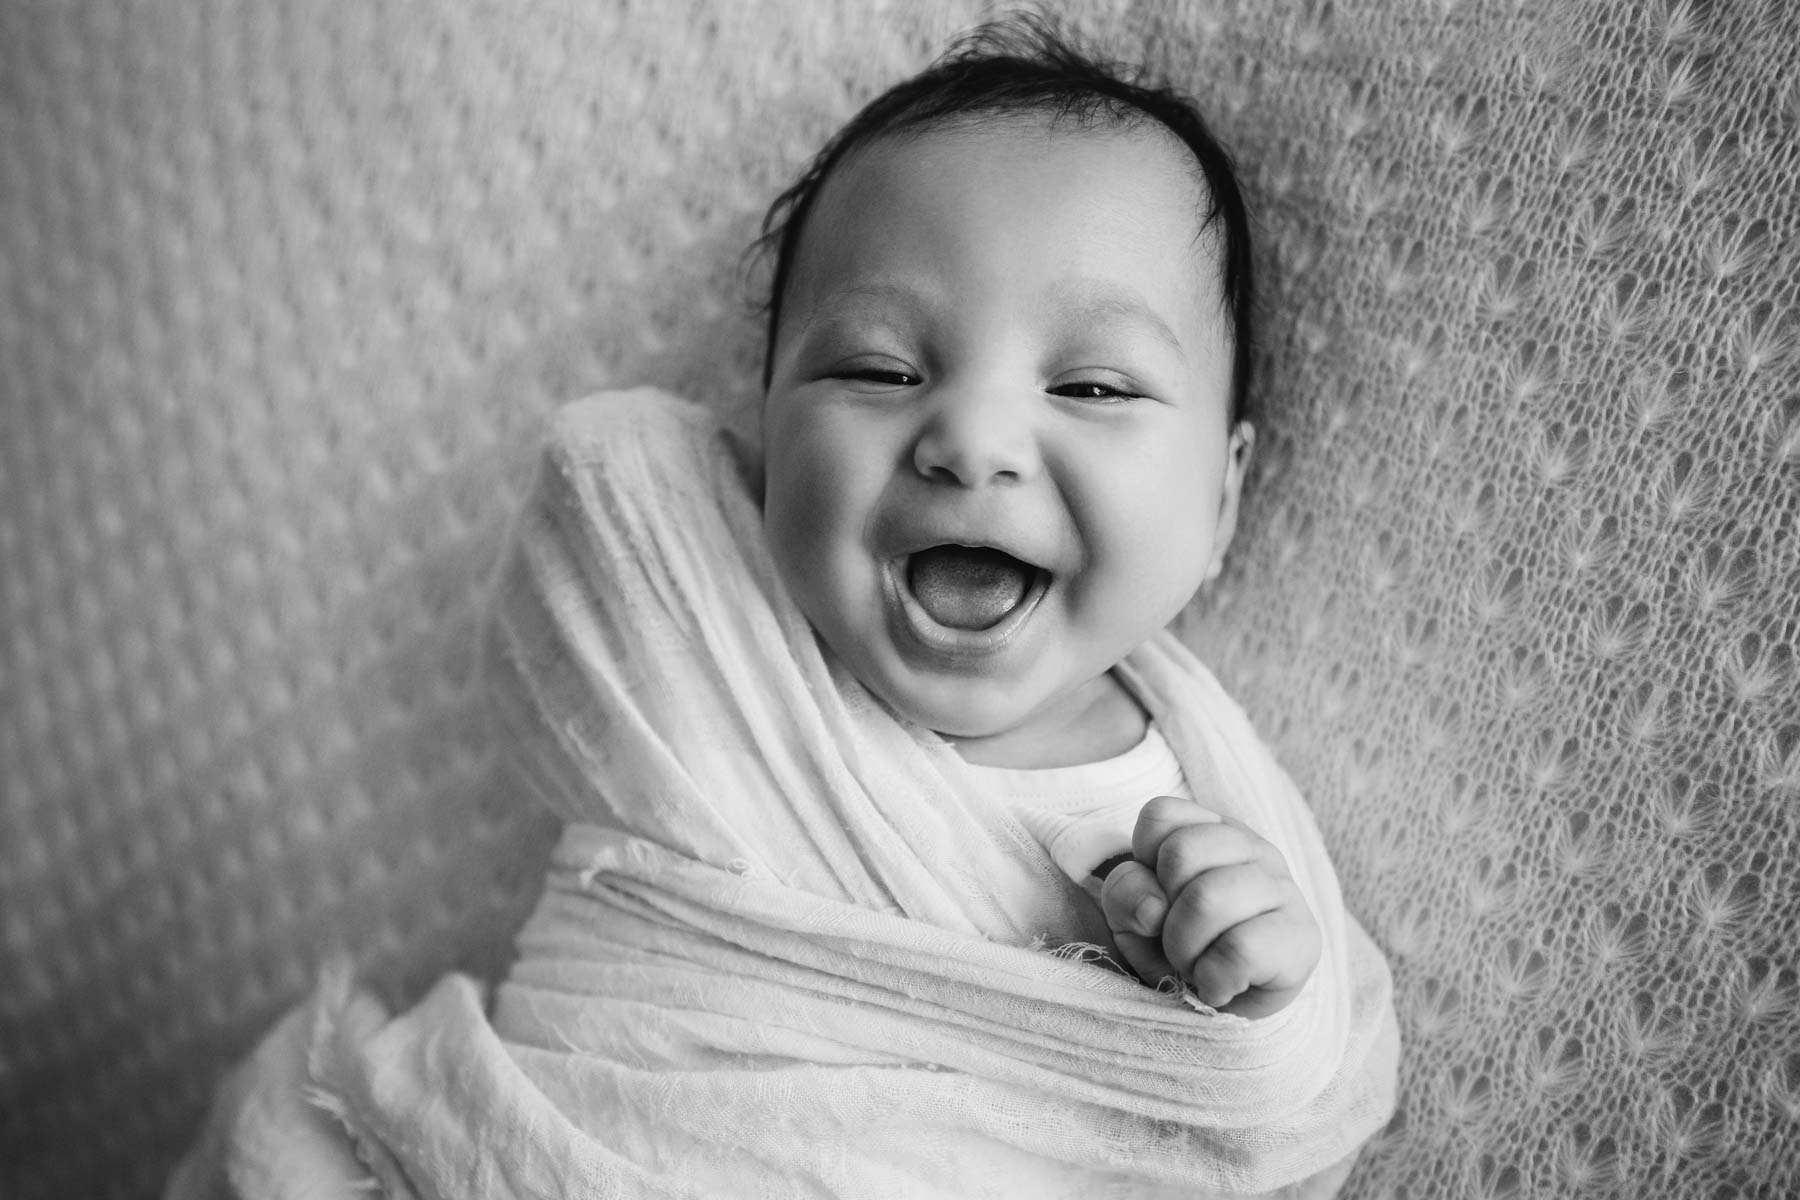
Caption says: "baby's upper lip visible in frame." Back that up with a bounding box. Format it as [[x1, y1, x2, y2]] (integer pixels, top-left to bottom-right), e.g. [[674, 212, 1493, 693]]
[[876, 514, 1055, 574]]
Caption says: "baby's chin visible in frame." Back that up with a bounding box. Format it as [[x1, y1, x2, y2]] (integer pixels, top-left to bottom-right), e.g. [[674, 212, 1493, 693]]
[[873, 685, 1025, 745], [861, 668, 1139, 769]]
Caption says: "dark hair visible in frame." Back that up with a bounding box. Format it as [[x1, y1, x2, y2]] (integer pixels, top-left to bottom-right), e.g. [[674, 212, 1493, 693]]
[[751, 12, 1257, 425]]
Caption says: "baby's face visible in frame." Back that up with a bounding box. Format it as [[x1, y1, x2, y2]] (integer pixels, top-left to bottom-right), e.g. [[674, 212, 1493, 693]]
[[762, 117, 1248, 762]]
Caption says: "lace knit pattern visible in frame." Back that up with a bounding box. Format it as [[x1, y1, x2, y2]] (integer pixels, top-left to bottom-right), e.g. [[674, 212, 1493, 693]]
[[2, 1, 1795, 1196]]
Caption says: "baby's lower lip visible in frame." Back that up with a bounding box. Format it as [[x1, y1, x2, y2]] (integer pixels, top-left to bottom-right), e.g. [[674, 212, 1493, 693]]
[[882, 555, 1049, 662]]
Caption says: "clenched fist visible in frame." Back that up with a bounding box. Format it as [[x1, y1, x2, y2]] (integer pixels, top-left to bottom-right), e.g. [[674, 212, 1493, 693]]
[[1099, 794, 1321, 1019]]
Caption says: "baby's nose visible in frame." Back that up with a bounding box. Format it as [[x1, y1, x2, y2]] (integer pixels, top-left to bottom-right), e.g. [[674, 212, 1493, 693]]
[[910, 389, 1040, 487]]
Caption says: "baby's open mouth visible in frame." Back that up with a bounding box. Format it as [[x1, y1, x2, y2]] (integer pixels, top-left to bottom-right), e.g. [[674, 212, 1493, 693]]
[[904, 544, 1046, 631]]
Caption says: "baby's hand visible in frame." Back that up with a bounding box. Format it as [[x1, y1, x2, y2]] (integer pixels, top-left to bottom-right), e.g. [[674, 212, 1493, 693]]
[[1099, 795, 1320, 1020]]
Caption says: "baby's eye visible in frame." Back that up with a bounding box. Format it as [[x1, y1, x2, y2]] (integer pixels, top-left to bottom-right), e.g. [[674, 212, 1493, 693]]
[[835, 366, 919, 388], [1049, 380, 1141, 403]]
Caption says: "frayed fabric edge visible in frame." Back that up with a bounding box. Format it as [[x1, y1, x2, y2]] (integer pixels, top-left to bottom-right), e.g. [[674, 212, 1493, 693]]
[[1030, 935, 1233, 1017], [302, 957, 420, 1200]]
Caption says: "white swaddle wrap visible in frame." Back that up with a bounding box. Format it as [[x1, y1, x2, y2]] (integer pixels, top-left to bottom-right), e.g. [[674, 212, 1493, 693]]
[[173, 389, 1397, 1199]]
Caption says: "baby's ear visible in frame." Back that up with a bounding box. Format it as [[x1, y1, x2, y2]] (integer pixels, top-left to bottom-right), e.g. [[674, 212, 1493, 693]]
[[1227, 421, 1256, 474], [1205, 422, 1256, 581]]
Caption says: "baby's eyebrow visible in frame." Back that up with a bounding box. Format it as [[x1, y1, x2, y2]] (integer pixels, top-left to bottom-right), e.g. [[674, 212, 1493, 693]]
[[1040, 280, 1187, 359], [799, 280, 936, 332]]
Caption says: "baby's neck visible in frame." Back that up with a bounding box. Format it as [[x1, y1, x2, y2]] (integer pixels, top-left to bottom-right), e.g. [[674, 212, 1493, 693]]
[[948, 672, 1149, 770]]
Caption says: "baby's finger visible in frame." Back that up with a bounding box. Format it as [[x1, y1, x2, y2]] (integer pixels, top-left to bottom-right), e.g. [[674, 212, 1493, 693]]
[[1160, 862, 1290, 975], [1152, 820, 1282, 900], [1186, 911, 1316, 1018], [1131, 794, 1224, 865], [1111, 927, 1182, 992], [1184, 922, 1262, 1011], [1099, 859, 1168, 938]]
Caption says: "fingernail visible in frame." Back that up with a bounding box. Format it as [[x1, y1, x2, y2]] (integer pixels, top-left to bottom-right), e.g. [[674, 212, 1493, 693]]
[[1134, 896, 1166, 934]]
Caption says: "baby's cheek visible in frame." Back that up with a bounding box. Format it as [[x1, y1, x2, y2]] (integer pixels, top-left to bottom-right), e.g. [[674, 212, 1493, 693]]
[[765, 437, 875, 615], [1094, 494, 1212, 586], [768, 459, 844, 555]]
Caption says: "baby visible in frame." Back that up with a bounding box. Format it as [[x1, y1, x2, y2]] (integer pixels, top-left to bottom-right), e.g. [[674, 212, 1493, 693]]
[[754, 21, 1317, 1018], [171, 18, 1396, 1200]]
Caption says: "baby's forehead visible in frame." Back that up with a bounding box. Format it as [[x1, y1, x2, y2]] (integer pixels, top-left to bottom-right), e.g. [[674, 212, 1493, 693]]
[[786, 117, 1227, 321], [836, 112, 1213, 219]]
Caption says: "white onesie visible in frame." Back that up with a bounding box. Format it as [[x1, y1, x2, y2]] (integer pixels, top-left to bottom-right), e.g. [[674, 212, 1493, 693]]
[[960, 721, 1195, 902]]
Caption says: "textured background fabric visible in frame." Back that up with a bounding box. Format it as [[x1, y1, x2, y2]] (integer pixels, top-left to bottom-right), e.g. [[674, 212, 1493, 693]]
[[2, 1, 1795, 1197]]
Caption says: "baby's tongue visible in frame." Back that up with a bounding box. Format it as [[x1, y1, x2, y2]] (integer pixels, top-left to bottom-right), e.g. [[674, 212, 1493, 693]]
[[906, 545, 1031, 630]]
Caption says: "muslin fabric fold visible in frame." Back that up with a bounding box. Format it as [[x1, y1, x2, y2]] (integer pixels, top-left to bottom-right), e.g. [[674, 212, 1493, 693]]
[[171, 389, 1397, 1199]]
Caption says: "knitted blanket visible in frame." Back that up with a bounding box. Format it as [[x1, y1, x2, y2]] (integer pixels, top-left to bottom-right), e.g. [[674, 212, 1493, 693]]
[[172, 390, 1397, 1198]]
